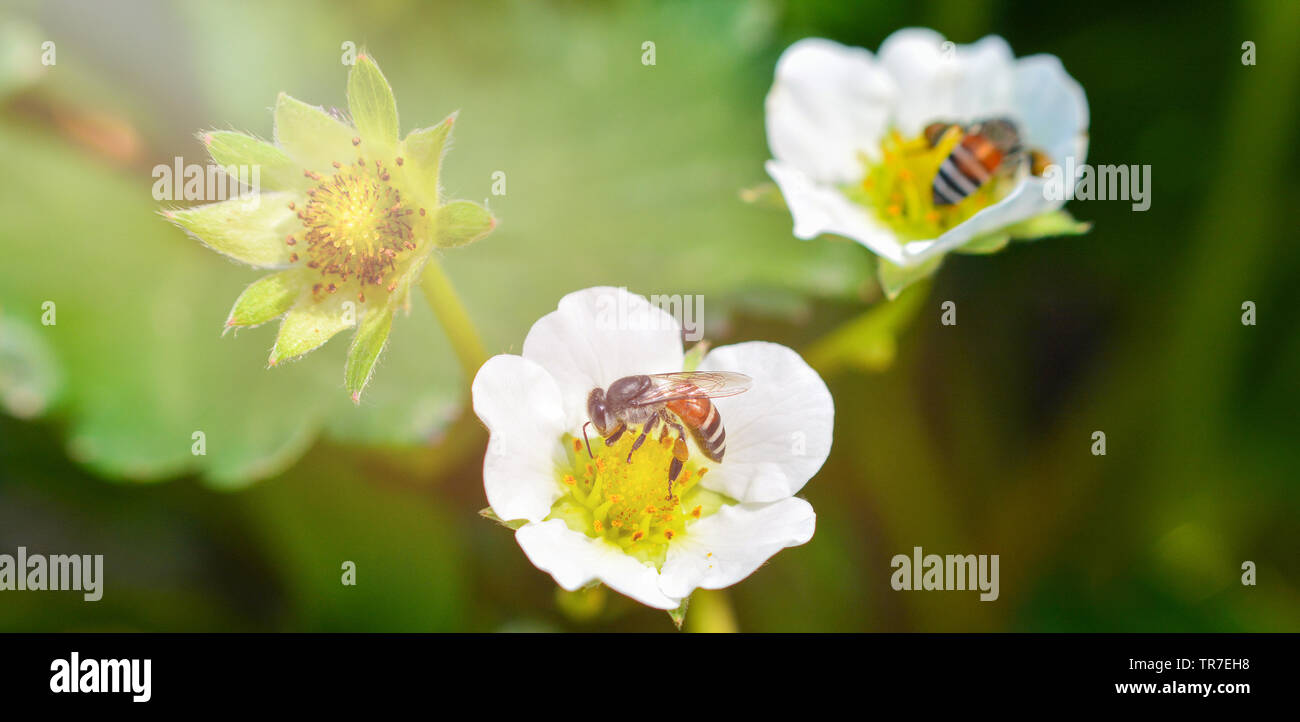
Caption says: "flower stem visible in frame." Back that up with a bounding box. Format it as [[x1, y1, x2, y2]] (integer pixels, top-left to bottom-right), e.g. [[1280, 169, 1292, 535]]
[[685, 589, 739, 633], [420, 257, 488, 381]]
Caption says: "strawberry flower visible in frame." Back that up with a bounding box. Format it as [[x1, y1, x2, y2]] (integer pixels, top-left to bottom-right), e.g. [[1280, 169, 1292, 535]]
[[164, 53, 495, 400], [765, 29, 1090, 297], [472, 287, 833, 613]]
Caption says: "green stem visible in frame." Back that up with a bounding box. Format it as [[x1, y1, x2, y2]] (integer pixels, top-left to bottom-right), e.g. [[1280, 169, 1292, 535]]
[[420, 257, 488, 381]]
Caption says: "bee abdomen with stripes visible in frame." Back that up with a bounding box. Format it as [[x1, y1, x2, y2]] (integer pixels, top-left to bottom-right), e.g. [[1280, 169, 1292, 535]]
[[924, 119, 1021, 207]]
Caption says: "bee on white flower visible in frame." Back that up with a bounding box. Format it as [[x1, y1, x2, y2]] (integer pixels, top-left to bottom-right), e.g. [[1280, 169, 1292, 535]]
[[764, 28, 1091, 297], [472, 287, 833, 611]]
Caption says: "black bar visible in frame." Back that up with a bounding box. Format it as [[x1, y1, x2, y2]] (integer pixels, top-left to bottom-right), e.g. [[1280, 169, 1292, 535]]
[[0, 633, 1289, 708]]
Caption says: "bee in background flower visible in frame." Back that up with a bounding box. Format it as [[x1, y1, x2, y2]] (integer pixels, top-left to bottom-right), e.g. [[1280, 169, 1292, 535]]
[[924, 118, 1052, 206]]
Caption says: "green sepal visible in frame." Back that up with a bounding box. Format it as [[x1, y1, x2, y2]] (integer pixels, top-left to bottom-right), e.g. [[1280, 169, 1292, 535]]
[[668, 595, 691, 631], [347, 52, 399, 152], [1004, 209, 1091, 241], [226, 269, 303, 329], [163, 192, 298, 268], [682, 341, 710, 372], [436, 200, 496, 248], [273, 92, 356, 174], [478, 507, 527, 530], [878, 254, 943, 300], [201, 130, 310, 193], [268, 292, 353, 366], [344, 306, 394, 403], [954, 231, 1011, 255], [400, 114, 455, 207]]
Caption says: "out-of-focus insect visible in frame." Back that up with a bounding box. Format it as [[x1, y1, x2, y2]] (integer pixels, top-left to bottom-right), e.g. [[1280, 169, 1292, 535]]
[[584, 371, 753, 497], [923, 117, 1052, 206]]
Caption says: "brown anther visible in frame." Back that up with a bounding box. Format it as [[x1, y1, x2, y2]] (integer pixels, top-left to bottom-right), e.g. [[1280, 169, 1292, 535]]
[[287, 201, 296, 210], [289, 252, 299, 262], [418, 208, 426, 216], [327, 283, 337, 293], [352, 137, 361, 146], [395, 157, 404, 166], [332, 161, 342, 169]]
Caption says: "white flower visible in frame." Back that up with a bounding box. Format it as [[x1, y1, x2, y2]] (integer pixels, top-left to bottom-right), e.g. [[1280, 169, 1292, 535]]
[[764, 28, 1090, 296], [472, 287, 834, 610]]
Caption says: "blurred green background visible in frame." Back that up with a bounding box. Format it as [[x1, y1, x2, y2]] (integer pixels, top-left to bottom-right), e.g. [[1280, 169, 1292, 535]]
[[1, 0, 1296, 631]]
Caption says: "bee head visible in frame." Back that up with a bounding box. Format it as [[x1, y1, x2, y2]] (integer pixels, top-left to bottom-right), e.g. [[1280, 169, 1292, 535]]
[[587, 387, 611, 435], [974, 118, 1021, 153]]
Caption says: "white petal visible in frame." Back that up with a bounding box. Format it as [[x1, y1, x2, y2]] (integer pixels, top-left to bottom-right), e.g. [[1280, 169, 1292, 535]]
[[878, 29, 1017, 135], [697, 342, 833, 503], [1013, 54, 1090, 169], [765, 38, 897, 184], [522, 287, 684, 431], [766, 160, 908, 265], [659, 498, 815, 599], [472, 355, 568, 523], [515, 519, 680, 610]]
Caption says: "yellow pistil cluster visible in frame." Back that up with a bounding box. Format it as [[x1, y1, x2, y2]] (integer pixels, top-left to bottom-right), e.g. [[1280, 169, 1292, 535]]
[[290, 140, 425, 303], [850, 126, 1005, 242], [549, 430, 722, 567]]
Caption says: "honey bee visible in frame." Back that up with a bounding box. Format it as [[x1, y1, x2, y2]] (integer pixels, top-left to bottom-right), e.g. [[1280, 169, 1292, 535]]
[[923, 117, 1051, 206], [584, 371, 752, 497]]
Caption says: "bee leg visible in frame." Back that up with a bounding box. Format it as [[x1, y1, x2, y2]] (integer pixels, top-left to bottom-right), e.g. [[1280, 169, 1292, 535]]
[[604, 423, 626, 446], [667, 457, 683, 500], [626, 415, 658, 463]]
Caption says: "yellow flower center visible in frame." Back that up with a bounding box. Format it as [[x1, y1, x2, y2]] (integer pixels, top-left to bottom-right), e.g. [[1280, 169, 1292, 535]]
[[849, 126, 1008, 241], [288, 144, 425, 303], [549, 429, 731, 567]]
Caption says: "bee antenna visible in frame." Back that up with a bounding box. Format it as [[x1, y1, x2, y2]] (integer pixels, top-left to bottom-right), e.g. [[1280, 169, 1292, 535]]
[[582, 422, 594, 459]]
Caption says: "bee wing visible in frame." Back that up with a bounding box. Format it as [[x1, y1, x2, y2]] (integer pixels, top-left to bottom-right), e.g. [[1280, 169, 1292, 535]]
[[629, 371, 753, 406]]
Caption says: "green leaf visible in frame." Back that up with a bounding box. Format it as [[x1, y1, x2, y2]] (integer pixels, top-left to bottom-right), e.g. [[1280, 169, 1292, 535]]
[[436, 200, 496, 248], [400, 114, 455, 207], [347, 52, 399, 151], [478, 507, 527, 530], [269, 294, 353, 366], [273, 92, 356, 174], [1004, 209, 1092, 241], [201, 130, 310, 193], [164, 192, 299, 268], [878, 254, 943, 300], [226, 269, 303, 329], [954, 232, 1011, 255], [344, 307, 394, 403]]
